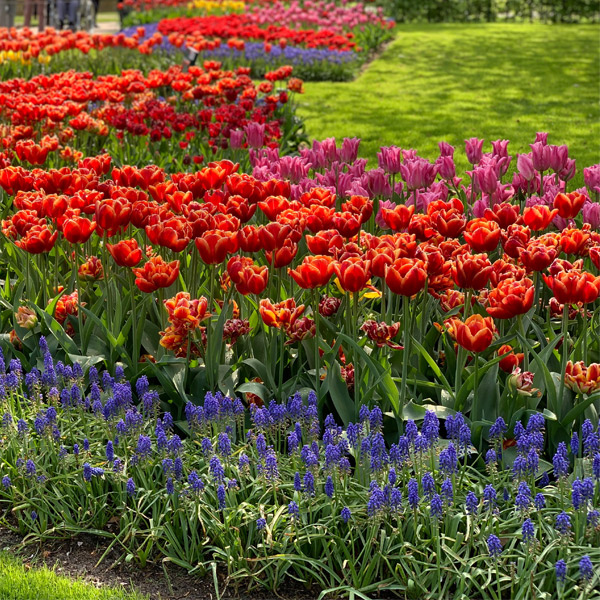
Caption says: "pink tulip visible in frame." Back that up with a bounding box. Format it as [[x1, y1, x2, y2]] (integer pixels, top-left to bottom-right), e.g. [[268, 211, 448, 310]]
[[535, 132, 548, 145], [436, 156, 455, 180], [583, 200, 600, 228], [244, 122, 265, 149], [558, 158, 576, 182], [529, 142, 552, 172], [475, 165, 499, 195], [438, 141, 454, 157], [583, 164, 600, 195], [465, 137, 484, 165], [340, 137, 360, 163], [377, 146, 402, 174], [399, 158, 437, 191], [548, 145, 569, 172], [491, 139, 510, 159], [517, 153, 536, 181], [229, 129, 245, 150]]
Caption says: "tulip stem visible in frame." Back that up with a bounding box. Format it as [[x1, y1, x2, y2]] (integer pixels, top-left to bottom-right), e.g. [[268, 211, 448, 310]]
[[582, 308, 588, 365], [102, 237, 113, 337], [129, 269, 139, 375], [558, 303, 569, 407], [400, 294, 411, 408], [380, 277, 386, 320], [278, 325, 285, 401], [353, 291, 360, 406], [473, 352, 480, 421], [517, 315, 529, 371], [313, 289, 320, 402], [73, 244, 85, 354]]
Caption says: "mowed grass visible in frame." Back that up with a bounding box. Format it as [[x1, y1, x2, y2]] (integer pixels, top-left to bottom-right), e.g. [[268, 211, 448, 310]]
[[0, 552, 147, 600], [297, 23, 600, 182]]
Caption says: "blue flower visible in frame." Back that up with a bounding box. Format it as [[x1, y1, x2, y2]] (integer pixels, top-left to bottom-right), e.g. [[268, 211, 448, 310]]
[[407, 478, 419, 509], [430, 494, 443, 520], [570, 432, 579, 456], [83, 463, 92, 482], [209, 456, 225, 483], [439, 443, 458, 476], [367, 482, 385, 516], [579, 555, 593, 581], [256, 517, 266, 531], [324, 476, 334, 498], [166, 478, 174, 495], [515, 481, 531, 511], [555, 511, 572, 535], [534, 493, 546, 510], [522, 518, 535, 544], [487, 534, 502, 558], [302, 471, 314, 496], [217, 432, 231, 457], [421, 472, 435, 498], [485, 449, 497, 464], [441, 478, 453, 505], [594, 453, 600, 480], [553, 442, 569, 477], [465, 492, 478, 515], [341, 507, 351, 524], [555, 559, 567, 583], [126, 478, 136, 497], [105, 441, 114, 463], [1, 475, 11, 489], [483, 484, 497, 511], [288, 501, 300, 521], [217, 485, 226, 510]]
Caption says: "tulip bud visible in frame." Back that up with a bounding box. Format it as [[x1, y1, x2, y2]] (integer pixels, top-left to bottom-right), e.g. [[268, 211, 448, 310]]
[[15, 306, 37, 330]]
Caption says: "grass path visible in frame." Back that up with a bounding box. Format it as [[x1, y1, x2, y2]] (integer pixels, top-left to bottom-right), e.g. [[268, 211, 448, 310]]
[[0, 552, 146, 600], [297, 23, 600, 179]]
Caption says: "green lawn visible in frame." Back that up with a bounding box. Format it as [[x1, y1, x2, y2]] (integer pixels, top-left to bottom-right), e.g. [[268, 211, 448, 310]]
[[297, 23, 600, 180], [0, 552, 147, 600]]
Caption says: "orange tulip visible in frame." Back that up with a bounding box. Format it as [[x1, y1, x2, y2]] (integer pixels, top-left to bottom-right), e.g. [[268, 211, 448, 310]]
[[452, 253, 492, 290], [564, 361, 600, 395], [384, 257, 427, 297], [553, 192, 586, 220], [333, 257, 371, 293], [498, 344, 524, 373], [487, 277, 534, 319], [133, 256, 180, 293], [259, 298, 305, 329], [463, 218, 501, 252], [544, 269, 600, 305], [289, 255, 335, 289], [445, 314, 495, 353], [522, 205, 558, 231], [381, 204, 415, 231]]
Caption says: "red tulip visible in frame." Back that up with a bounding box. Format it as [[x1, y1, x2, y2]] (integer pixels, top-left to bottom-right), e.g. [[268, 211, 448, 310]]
[[289, 255, 335, 289], [487, 277, 534, 319], [385, 257, 427, 296], [445, 314, 495, 353], [195, 230, 239, 265], [452, 253, 492, 290], [133, 256, 180, 293], [463, 218, 501, 252], [107, 239, 143, 268], [334, 257, 372, 293], [553, 191, 586, 220]]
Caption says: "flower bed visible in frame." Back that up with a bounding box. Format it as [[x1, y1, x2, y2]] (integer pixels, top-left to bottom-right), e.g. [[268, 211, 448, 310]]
[[0, 351, 598, 595], [0, 133, 598, 457], [0, 65, 305, 170]]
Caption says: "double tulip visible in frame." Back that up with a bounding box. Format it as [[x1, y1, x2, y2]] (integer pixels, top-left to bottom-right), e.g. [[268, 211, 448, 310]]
[[133, 256, 180, 293], [445, 314, 495, 353]]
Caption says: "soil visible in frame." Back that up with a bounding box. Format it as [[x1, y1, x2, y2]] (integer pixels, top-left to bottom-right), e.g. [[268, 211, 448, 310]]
[[0, 528, 317, 600]]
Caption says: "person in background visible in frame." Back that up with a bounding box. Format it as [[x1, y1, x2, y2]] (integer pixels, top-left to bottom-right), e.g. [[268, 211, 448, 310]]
[[57, 0, 79, 29], [23, 0, 45, 32]]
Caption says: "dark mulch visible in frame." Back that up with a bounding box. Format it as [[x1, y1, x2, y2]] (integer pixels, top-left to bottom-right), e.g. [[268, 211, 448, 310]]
[[0, 528, 318, 600]]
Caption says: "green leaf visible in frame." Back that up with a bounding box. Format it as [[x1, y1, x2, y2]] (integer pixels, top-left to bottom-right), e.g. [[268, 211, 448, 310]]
[[324, 360, 354, 426], [560, 392, 600, 428], [236, 382, 270, 402]]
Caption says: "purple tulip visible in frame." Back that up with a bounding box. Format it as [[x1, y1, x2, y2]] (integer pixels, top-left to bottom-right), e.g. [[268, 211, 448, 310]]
[[377, 146, 402, 174], [491, 139, 510, 159], [517, 153, 536, 181], [558, 158, 576, 182], [340, 137, 360, 163], [474, 165, 498, 195], [436, 155, 455, 180], [244, 122, 265, 149], [535, 132, 549, 145], [584, 164, 600, 195], [583, 200, 600, 229], [438, 141, 455, 157], [229, 129, 245, 150], [400, 158, 438, 191], [530, 142, 552, 172], [548, 144, 569, 172], [465, 137, 484, 165]]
